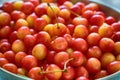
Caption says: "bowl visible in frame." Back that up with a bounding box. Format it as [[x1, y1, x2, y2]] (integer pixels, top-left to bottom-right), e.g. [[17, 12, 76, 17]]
[[0, 68, 32, 80], [0, 0, 120, 80]]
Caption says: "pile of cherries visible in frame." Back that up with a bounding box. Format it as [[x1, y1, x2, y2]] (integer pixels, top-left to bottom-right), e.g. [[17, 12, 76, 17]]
[[0, 0, 120, 80]]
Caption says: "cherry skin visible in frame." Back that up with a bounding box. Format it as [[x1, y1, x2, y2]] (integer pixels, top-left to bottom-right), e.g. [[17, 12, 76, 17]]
[[4, 50, 15, 63], [61, 66, 75, 80], [0, 58, 8, 67], [70, 51, 85, 67], [28, 67, 45, 80], [3, 63, 18, 74], [54, 51, 69, 68], [51, 37, 68, 51], [45, 64, 62, 80], [21, 55, 38, 71], [85, 57, 101, 74]]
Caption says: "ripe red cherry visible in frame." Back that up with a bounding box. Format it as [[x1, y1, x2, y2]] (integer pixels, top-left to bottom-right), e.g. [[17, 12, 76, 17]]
[[11, 10, 26, 22], [0, 41, 11, 53], [21, 55, 38, 71], [111, 22, 120, 32], [9, 31, 18, 44], [105, 16, 116, 25], [90, 14, 105, 26], [0, 58, 8, 67], [70, 51, 85, 67], [51, 37, 68, 51], [4, 50, 15, 63], [72, 38, 88, 53], [107, 61, 120, 74], [94, 70, 108, 79], [21, 2, 35, 15], [15, 52, 27, 67], [35, 4, 47, 17], [23, 34, 36, 48], [87, 32, 101, 46], [61, 66, 75, 80], [3, 63, 18, 74], [0, 26, 12, 38], [46, 50, 56, 63], [29, 0, 39, 7], [111, 31, 120, 42], [85, 57, 101, 74], [75, 66, 89, 78], [99, 38, 115, 52], [82, 10, 94, 20], [2, 2, 14, 13], [87, 46, 102, 59], [28, 67, 45, 80], [45, 64, 62, 80], [54, 51, 69, 68], [0, 12, 11, 26]]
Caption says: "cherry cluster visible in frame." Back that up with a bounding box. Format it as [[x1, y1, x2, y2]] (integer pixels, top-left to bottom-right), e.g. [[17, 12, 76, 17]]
[[0, 0, 120, 80]]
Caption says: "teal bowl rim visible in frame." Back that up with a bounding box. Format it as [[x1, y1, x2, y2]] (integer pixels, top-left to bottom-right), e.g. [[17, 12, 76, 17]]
[[0, 67, 120, 80], [0, 68, 32, 80]]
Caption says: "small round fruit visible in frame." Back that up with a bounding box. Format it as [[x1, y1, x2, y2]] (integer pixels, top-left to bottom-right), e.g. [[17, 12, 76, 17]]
[[72, 38, 88, 53], [61, 66, 75, 80], [32, 44, 47, 60], [87, 46, 102, 59], [72, 17, 88, 26], [0, 58, 8, 67], [99, 37, 115, 52], [114, 42, 120, 54], [85, 57, 101, 73], [100, 52, 115, 69], [28, 67, 45, 80], [87, 32, 101, 46], [98, 23, 113, 38], [107, 61, 120, 74], [3, 63, 18, 74], [17, 26, 31, 40], [15, 52, 27, 67], [94, 70, 108, 79], [4, 50, 15, 63], [54, 51, 69, 68], [12, 39, 25, 53], [21, 55, 38, 71], [70, 51, 85, 67], [51, 37, 68, 51], [45, 64, 62, 80], [47, 5, 60, 18], [73, 25, 89, 38], [75, 66, 89, 78], [90, 14, 104, 26], [0, 12, 11, 26]]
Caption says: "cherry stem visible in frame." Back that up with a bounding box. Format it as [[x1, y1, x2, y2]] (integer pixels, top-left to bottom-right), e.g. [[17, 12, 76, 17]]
[[40, 69, 65, 74], [47, 3, 59, 29], [63, 58, 74, 72], [69, 10, 81, 17], [40, 58, 74, 74]]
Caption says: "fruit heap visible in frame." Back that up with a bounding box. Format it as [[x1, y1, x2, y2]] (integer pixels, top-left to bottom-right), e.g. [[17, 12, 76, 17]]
[[0, 0, 120, 80]]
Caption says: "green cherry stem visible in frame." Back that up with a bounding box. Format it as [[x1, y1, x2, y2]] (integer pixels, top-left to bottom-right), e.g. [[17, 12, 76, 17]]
[[40, 58, 74, 74], [69, 10, 81, 17], [47, 3, 60, 29], [63, 58, 74, 72]]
